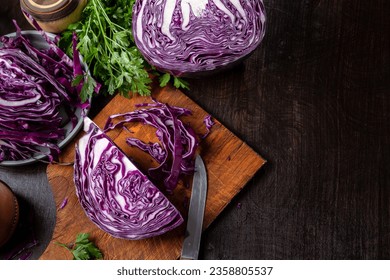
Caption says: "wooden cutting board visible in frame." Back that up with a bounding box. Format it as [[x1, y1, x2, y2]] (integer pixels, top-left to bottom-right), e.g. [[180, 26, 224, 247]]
[[40, 85, 266, 260]]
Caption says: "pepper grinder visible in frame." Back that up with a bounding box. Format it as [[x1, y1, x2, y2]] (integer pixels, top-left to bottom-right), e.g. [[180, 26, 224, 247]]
[[20, 0, 88, 33], [0, 180, 19, 248]]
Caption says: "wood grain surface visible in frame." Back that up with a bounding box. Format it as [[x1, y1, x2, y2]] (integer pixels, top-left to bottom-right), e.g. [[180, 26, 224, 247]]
[[1, 0, 390, 260], [39, 85, 265, 260], [185, 1, 390, 259]]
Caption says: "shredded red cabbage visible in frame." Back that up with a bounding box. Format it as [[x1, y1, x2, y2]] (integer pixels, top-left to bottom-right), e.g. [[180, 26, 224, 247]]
[[58, 197, 68, 211], [126, 139, 167, 164], [203, 115, 215, 139], [104, 100, 208, 193], [0, 21, 91, 162]]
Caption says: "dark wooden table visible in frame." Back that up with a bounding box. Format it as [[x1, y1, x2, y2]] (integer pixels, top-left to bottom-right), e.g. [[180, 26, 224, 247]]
[[1, 0, 389, 260]]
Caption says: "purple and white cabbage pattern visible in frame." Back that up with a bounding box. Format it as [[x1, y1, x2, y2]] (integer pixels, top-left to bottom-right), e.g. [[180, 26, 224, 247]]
[[0, 21, 89, 162], [104, 100, 199, 194], [74, 118, 183, 240], [133, 0, 266, 76]]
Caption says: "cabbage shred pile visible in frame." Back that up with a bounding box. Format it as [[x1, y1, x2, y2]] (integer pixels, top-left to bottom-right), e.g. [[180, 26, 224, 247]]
[[104, 100, 203, 194], [0, 21, 91, 163]]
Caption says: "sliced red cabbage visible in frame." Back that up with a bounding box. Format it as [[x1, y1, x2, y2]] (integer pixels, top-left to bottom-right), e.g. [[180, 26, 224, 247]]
[[202, 115, 215, 139], [132, 0, 266, 76], [74, 118, 183, 240], [104, 100, 200, 193], [0, 21, 91, 163], [126, 138, 167, 164], [58, 197, 68, 211]]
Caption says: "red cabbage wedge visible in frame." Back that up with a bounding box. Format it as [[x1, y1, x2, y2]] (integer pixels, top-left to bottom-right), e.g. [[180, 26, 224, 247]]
[[132, 0, 266, 76], [74, 117, 183, 240]]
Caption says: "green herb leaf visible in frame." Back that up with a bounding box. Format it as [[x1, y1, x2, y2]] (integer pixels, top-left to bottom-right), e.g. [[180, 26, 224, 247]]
[[75, 232, 90, 245], [71, 74, 84, 87], [55, 233, 103, 260], [173, 77, 190, 90], [159, 73, 171, 87], [72, 245, 90, 260], [85, 243, 104, 260], [80, 75, 97, 102]]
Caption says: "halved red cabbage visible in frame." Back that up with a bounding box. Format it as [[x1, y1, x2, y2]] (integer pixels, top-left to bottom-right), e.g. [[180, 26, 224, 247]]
[[132, 0, 266, 76], [74, 117, 183, 240]]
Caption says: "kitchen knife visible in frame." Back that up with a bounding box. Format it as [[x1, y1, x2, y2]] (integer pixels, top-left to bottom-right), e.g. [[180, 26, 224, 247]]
[[180, 155, 208, 260]]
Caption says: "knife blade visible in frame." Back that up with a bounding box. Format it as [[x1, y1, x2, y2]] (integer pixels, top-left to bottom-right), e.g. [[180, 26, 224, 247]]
[[180, 155, 208, 260]]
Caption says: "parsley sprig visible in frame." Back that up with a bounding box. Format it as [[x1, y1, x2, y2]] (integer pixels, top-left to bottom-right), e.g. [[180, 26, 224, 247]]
[[59, 0, 189, 100], [55, 233, 103, 260]]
